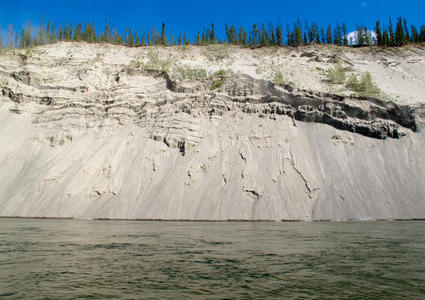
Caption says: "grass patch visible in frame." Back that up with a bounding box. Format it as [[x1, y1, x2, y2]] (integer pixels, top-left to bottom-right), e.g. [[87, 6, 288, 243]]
[[212, 69, 229, 77], [202, 44, 230, 61], [273, 71, 293, 86], [210, 79, 224, 90], [143, 50, 171, 72], [346, 72, 380, 96], [173, 65, 208, 81], [327, 64, 346, 84]]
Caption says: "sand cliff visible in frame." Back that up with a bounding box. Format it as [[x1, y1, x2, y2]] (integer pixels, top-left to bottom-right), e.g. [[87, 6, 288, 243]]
[[0, 42, 424, 220]]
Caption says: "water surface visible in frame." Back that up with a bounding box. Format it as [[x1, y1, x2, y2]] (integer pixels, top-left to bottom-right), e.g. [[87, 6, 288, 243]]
[[1, 219, 424, 299]]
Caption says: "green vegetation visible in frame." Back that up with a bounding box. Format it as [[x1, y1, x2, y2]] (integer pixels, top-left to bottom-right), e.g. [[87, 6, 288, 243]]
[[143, 50, 171, 72], [346, 72, 380, 96], [273, 72, 293, 86], [209, 69, 230, 90], [173, 65, 208, 81], [0, 16, 423, 49], [327, 64, 346, 84], [212, 69, 230, 77], [210, 80, 224, 90]]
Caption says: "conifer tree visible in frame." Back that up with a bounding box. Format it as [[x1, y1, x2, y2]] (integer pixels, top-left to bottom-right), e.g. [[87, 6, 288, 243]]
[[334, 22, 342, 45], [403, 19, 410, 42], [104, 24, 111, 43], [276, 25, 283, 46], [51, 23, 56, 42], [326, 25, 332, 44], [375, 21, 382, 46], [411, 25, 419, 43], [342, 23, 348, 45], [210, 23, 216, 43], [160, 22, 168, 45], [364, 26, 370, 45], [356, 25, 364, 45], [388, 17, 394, 46], [320, 28, 325, 44], [395, 17, 406, 46]]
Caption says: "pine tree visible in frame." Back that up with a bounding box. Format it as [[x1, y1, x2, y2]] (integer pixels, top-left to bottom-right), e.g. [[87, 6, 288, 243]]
[[395, 17, 406, 46], [51, 23, 56, 42], [411, 25, 419, 43], [320, 28, 325, 44], [326, 25, 332, 44], [375, 21, 382, 46], [229, 25, 237, 44], [195, 33, 201, 45], [160, 22, 168, 45], [382, 29, 389, 47], [356, 25, 364, 46], [403, 19, 410, 42], [276, 25, 283, 46], [420, 26, 425, 42], [210, 23, 216, 43], [104, 24, 111, 43], [388, 17, 394, 46], [334, 22, 342, 45], [364, 26, 371, 45]]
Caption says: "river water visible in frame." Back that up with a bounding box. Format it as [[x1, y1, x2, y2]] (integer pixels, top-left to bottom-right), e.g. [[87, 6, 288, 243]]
[[0, 219, 424, 299]]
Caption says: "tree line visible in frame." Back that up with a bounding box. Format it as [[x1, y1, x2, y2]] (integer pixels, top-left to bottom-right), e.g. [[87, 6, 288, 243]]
[[0, 17, 424, 49]]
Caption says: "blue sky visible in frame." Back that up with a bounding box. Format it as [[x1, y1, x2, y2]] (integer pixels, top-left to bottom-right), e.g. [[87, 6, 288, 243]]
[[0, 0, 423, 39]]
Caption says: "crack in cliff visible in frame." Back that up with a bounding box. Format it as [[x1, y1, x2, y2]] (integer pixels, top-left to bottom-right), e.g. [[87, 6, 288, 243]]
[[288, 150, 313, 199]]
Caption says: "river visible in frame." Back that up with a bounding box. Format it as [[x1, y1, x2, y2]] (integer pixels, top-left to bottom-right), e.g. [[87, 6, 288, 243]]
[[0, 218, 424, 299]]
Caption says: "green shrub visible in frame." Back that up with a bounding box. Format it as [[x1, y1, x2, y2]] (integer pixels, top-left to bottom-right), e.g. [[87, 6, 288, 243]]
[[212, 69, 229, 77], [273, 71, 293, 86], [327, 64, 346, 84], [346, 72, 380, 96], [346, 74, 360, 91], [143, 50, 171, 72], [174, 65, 208, 81], [210, 79, 224, 90]]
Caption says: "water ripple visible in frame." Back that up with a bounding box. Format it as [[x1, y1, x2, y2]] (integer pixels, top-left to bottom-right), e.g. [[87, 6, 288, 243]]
[[0, 219, 424, 298]]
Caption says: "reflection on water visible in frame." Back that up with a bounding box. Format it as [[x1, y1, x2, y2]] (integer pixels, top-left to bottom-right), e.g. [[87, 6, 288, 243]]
[[0, 219, 424, 299]]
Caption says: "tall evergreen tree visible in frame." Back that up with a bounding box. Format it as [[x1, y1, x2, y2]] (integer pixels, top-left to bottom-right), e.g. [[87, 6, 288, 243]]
[[160, 22, 168, 45], [276, 25, 283, 46], [403, 19, 410, 42], [326, 25, 332, 44], [375, 21, 382, 46], [210, 23, 216, 43], [411, 25, 419, 43], [395, 17, 406, 46], [388, 17, 395, 46]]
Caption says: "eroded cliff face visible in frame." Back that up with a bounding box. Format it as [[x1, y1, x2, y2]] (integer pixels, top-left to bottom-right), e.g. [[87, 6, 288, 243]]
[[0, 42, 424, 220]]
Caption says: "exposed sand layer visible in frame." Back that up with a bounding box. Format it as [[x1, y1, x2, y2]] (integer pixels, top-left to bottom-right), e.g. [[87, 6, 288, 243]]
[[0, 42, 424, 221]]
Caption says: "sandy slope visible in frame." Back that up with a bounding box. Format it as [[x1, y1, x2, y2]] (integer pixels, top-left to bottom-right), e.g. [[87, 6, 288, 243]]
[[0, 42, 424, 220]]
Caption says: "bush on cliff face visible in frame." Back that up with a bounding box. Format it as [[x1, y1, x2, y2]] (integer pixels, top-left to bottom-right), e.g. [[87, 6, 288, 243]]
[[174, 65, 208, 81], [273, 72, 293, 87], [346, 72, 380, 96], [327, 64, 346, 84], [143, 50, 171, 72]]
